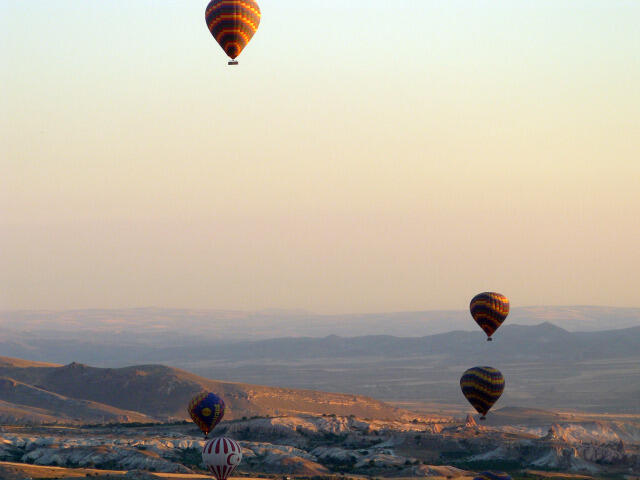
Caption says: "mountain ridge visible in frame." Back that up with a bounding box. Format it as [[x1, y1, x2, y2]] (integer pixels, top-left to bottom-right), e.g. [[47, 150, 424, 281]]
[[2, 305, 638, 338], [0, 356, 413, 426], [170, 322, 640, 363], [1, 322, 639, 414]]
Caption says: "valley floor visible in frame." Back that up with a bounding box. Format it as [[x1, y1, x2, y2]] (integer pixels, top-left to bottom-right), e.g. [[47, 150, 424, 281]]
[[1, 408, 638, 480]]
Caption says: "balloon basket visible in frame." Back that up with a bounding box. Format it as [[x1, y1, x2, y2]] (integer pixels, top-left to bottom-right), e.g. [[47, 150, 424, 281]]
[[228, 60, 239, 65], [480, 416, 486, 421], [487, 337, 493, 342]]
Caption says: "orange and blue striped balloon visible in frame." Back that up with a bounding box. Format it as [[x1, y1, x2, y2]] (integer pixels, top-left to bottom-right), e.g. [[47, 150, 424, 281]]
[[470, 292, 509, 340], [205, 0, 261, 61], [474, 472, 512, 480], [460, 366, 505, 419]]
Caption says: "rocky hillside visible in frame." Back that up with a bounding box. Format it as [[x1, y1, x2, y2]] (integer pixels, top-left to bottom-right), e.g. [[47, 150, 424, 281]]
[[0, 356, 410, 424]]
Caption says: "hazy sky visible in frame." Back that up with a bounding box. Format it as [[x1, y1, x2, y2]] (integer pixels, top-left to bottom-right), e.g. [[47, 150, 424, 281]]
[[2, 1, 639, 313]]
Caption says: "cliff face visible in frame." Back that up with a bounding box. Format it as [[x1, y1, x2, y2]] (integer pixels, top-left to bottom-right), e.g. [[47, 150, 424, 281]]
[[468, 424, 635, 473], [526, 440, 628, 473], [541, 421, 640, 444]]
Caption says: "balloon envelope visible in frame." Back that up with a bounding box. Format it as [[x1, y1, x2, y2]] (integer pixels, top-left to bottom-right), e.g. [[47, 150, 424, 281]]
[[188, 392, 225, 436], [473, 473, 512, 480], [470, 292, 509, 339], [203, 436, 243, 480], [460, 366, 505, 418], [205, 0, 261, 60]]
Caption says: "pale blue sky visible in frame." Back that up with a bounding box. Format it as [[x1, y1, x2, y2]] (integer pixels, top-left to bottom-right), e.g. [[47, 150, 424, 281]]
[[2, 1, 639, 312]]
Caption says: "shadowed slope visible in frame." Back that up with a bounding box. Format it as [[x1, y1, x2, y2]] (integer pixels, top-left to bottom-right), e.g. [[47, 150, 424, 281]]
[[0, 357, 410, 424]]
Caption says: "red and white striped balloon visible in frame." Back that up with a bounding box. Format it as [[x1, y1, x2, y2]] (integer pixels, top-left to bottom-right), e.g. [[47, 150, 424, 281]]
[[202, 437, 243, 480]]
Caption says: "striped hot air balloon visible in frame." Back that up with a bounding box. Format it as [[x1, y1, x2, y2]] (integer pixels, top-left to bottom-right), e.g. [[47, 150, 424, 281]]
[[470, 292, 510, 341], [205, 0, 261, 65], [473, 472, 512, 480], [203, 437, 243, 480], [460, 366, 505, 420], [188, 392, 225, 437]]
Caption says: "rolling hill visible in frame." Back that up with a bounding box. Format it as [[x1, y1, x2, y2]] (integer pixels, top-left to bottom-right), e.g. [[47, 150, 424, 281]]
[[0, 356, 409, 425]]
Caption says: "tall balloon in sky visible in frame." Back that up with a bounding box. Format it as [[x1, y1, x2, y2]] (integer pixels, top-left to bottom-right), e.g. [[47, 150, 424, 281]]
[[188, 392, 225, 437], [460, 366, 505, 420], [205, 0, 261, 65], [470, 292, 510, 341], [203, 437, 243, 480]]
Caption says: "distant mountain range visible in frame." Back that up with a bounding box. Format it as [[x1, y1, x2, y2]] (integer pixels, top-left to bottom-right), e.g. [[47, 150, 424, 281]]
[[1, 305, 638, 365], [177, 322, 640, 414], [1, 307, 639, 414], [177, 321, 640, 363], [0, 356, 409, 425], [1, 305, 639, 340]]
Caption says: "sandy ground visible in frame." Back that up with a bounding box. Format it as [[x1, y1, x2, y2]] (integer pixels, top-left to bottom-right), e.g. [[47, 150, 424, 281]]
[[0, 461, 219, 479], [522, 471, 596, 479], [0, 461, 125, 479], [0, 462, 476, 480]]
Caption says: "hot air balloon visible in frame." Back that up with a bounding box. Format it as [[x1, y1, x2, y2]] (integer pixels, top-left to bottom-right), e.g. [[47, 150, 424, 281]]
[[205, 0, 261, 65], [460, 366, 504, 420], [203, 436, 243, 480], [473, 472, 512, 480], [470, 292, 509, 341], [188, 392, 225, 437]]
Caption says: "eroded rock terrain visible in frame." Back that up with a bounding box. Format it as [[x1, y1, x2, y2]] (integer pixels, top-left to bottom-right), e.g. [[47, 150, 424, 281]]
[[1, 412, 638, 478]]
